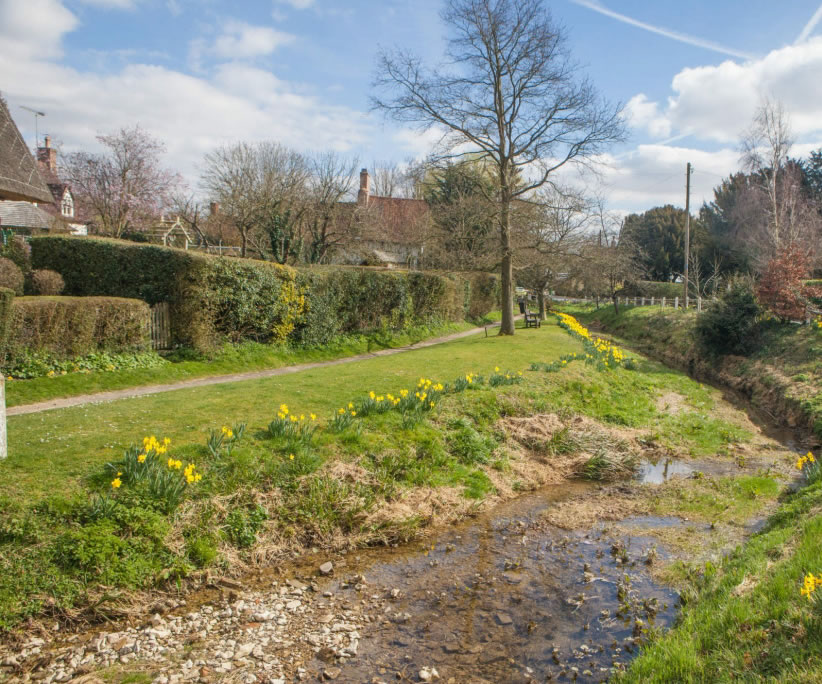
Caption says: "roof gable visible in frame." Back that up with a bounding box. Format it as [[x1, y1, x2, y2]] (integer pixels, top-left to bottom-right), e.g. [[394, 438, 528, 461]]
[[0, 98, 53, 203]]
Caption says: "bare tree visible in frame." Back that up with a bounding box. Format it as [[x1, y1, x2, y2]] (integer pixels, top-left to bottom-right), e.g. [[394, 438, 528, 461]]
[[516, 187, 590, 318], [63, 126, 180, 237], [201, 142, 308, 259], [373, 0, 624, 334], [740, 99, 821, 265], [169, 192, 210, 248], [302, 152, 359, 263]]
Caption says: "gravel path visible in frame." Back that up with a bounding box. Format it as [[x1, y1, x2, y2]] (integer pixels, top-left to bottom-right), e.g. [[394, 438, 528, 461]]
[[8, 321, 510, 417]]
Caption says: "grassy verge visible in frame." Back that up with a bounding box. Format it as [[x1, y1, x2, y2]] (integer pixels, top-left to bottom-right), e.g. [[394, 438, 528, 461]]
[[557, 305, 822, 681], [4, 319, 478, 408], [568, 303, 822, 440], [619, 480, 822, 683], [0, 317, 767, 634]]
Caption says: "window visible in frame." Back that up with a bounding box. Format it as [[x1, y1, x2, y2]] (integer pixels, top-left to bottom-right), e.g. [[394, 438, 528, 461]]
[[61, 191, 74, 218]]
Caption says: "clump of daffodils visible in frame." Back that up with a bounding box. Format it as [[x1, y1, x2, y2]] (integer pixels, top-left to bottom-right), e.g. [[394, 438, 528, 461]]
[[801, 573, 822, 601], [555, 312, 633, 370]]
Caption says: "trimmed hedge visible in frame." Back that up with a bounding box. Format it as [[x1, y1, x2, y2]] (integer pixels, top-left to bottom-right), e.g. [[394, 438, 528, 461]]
[[0, 288, 13, 352], [31, 236, 299, 351], [31, 237, 498, 352], [4, 296, 150, 364]]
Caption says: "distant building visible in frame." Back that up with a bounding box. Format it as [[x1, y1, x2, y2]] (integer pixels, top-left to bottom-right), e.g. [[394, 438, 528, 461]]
[[333, 169, 428, 268], [0, 131, 89, 235]]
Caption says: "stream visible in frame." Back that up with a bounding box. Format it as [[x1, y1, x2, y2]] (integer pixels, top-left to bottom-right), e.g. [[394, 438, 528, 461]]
[[307, 481, 678, 683]]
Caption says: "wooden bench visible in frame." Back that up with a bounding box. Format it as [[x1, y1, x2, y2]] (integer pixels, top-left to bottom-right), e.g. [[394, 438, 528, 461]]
[[524, 311, 541, 328]]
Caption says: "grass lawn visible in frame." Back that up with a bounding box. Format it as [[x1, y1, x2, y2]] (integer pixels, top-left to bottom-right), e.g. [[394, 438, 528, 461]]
[[4, 319, 480, 408]]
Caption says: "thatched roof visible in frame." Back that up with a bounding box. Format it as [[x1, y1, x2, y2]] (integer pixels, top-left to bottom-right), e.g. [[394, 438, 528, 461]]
[[0, 97, 53, 203]]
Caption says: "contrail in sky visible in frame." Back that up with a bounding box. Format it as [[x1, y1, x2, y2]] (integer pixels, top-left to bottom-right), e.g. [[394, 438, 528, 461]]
[[796, 3, 822, 43], [571, 0, 755, 60]]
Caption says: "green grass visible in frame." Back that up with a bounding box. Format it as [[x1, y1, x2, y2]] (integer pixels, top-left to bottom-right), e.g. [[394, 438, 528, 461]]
[[0, 316, 779, 634], [619, 481, 822, 683], [4, 319, 477, 408]]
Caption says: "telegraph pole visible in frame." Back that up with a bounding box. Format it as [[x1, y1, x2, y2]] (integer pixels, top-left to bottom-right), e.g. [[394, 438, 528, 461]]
[[683, 162, 692, 308]]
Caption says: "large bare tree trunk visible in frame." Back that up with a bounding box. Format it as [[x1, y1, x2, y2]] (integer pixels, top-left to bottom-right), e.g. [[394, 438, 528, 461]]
[[537, 289, 546, 319], [499, 195, 515, 335]]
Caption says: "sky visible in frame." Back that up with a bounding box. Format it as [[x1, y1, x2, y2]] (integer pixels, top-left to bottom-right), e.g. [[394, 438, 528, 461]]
[[2, 0, 822, 216]]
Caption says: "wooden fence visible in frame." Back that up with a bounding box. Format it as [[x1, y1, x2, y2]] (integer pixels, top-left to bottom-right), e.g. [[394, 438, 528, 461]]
[[150, 302, 171, 350]]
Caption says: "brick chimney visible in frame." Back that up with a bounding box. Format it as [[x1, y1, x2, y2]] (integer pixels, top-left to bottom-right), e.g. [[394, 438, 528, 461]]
[[37, 135, 58, 175], [209, 201, 220, 216], [357, 168, 370, 206]]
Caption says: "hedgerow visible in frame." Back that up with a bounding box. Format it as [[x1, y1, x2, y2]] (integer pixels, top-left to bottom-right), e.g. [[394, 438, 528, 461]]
[[31, 237, 497, 353], [4, 296, 151, 367]]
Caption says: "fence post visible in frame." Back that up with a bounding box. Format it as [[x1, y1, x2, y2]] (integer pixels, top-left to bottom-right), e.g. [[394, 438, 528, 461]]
[[674, 296, 679, 309], [662, 297, 666, 308], [650, 297, 655, 306], [641, 297, 645, 306]]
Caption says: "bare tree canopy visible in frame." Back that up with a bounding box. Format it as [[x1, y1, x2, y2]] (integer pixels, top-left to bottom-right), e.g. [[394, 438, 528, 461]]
[[373, 0, 624, 334], [201, 141, 308, 259], [63, 126, 180, 237], [740, 99, 821, 265]]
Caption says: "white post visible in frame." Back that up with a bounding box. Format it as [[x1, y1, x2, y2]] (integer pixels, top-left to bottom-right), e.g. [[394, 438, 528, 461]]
[[674, 296, 679, 309], [651, 297, 655, 306], [641, 297, 646, 306], [662, 297, 666, 308], [0, 377, 6, 461]]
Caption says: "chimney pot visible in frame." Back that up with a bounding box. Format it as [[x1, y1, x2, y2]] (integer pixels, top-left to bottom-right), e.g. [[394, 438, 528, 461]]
[[358, 169, 370, 205], [209, 201, 220, 216]]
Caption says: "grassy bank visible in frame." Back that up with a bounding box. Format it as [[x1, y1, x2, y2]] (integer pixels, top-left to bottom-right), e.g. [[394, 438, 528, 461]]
[[559, 304, 822, 681], [0, 316, 775, 634], [5, 319, 480, 408], [571, 303, 822, 440]]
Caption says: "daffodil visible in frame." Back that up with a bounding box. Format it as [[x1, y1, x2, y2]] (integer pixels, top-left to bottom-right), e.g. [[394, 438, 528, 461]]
[[111, 477, 122, 489]]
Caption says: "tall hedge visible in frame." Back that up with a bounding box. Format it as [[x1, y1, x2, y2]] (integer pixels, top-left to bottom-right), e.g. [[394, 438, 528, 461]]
[[0, 288, 14, 352], [31, 236, 300, 351], [5, 296, 150, 363], [31, 237, 498, 352]]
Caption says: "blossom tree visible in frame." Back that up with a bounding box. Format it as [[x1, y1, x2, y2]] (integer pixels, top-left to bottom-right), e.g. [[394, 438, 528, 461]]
[[63, 126, 181, 238]]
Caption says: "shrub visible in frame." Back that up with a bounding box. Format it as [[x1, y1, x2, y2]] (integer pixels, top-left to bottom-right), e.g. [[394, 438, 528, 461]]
[[696, 277, 762, 356], [467, 272, 499, 319], [30, 269, 65, 295], [0, 234, 31, 273], [0, 258, 23, 295], [3, 296, 150, 365], [757, 246, 819, 322]]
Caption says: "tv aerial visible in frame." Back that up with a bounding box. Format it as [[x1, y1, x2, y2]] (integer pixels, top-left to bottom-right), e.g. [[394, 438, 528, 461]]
[[19, 105, 46, 148]]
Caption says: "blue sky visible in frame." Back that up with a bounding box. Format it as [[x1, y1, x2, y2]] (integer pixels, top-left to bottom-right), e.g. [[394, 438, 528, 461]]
[[2, 0, 822, 214]]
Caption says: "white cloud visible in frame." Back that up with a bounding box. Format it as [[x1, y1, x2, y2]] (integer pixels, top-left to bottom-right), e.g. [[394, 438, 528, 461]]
[[212, 20, 295, 60], [628, 38, 822, 144], [625, 94, 671, 139], [0, 1, 368, 187], [0, 0, 78, 59]]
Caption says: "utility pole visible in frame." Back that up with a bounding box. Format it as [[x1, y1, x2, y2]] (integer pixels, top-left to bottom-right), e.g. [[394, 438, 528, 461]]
[[683, 162, 692, 308]]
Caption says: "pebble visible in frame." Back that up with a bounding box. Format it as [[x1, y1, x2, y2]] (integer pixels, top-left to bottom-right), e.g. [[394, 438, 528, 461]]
[[319, 562, 334, 576]]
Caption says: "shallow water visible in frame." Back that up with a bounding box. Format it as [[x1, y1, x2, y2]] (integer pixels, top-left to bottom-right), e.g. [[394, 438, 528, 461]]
[[308, 485, 678, 683]]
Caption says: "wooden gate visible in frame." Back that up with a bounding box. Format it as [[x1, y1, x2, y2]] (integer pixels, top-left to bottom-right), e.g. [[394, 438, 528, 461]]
[[150, 302, 171, 350]]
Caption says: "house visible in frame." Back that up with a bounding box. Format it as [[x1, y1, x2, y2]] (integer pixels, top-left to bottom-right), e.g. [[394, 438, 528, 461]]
[[333, 169, 428, 268], [0, 96, 52, 204], [33, 136, 89, 235]]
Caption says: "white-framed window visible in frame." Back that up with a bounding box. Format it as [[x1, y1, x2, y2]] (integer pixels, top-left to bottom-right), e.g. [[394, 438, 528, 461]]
[[61, 190, 74, 218]]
